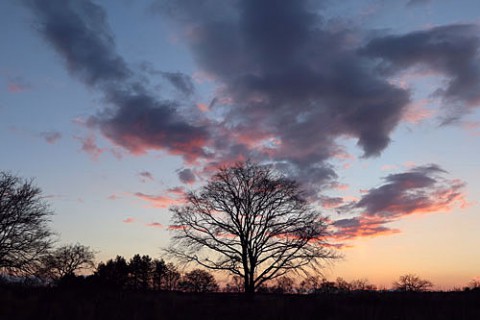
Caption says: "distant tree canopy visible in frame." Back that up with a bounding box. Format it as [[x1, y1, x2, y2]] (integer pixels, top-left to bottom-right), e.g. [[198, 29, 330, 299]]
[[168, 161, 336, 294], [179, 269, 218, 293], [38, 243, 95, 281], [393, 274, 433, 292], [0, 172, 54, 275]]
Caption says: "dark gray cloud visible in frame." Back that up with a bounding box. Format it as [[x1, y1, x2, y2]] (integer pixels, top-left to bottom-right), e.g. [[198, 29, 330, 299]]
[[26, 0, 478, 197], [362, 24, 480, 122], [161, 72, 194, 96], [26, 0, 208, 160], [177, 168, 196, 184], [158, 0, 410, 190], [334, 165, 466, 239], [139, 171, 154, 182]]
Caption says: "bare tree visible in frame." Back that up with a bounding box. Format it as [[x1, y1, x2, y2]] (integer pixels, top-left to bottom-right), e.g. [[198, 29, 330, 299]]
[[38, 243, 95, 281], [168, 161, 336, 294], [0, 172, 54, 275], [393, 274, 433, 292], [163, 262, 181, 290], [298, 275, 323, 294], [272, 276, 296, 294]]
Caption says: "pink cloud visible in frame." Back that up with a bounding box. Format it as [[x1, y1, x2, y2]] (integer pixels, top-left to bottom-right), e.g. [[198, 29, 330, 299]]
[[334, 165, 467, 240], [122, 217, 135, 224], [403, 99, 435, 124], [75, 135, 104, 160], [7, 77, 31, 93], [146, 222, 163, 228], [462, 120, 480, 136], [134, 192, 183, 208], [108, 194, 121, 200], [197, 103, 209, 112], [381, 164, 398, 171]]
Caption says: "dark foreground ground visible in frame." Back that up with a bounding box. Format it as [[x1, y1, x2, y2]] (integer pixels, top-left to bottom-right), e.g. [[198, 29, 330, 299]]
[[1, 285, 479, 320]]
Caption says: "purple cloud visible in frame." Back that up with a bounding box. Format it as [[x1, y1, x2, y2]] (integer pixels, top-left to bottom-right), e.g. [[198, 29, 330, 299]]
[[177, 168, 196, 184], [362, 24, 480, 122], [26, 0, 209, 161], [334, 165, 467, 239]]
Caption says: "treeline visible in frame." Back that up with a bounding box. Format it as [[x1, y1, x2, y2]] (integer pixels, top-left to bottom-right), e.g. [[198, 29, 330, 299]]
[[51, 254, 219, 293]]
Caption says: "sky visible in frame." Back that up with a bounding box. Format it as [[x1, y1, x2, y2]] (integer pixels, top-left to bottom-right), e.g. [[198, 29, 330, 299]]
[[1, 0, 479, 289]]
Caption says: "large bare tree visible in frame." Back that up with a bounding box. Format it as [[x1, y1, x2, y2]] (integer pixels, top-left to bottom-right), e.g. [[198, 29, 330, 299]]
[[168, 161, 335, 294], [0, 172, 54, 275]]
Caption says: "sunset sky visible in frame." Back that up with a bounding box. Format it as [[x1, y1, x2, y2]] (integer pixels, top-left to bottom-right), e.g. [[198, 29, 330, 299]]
[[1, 0, 479, 289]]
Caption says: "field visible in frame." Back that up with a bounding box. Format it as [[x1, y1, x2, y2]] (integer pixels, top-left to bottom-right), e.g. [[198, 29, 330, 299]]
[[1, 284, 480, 320]]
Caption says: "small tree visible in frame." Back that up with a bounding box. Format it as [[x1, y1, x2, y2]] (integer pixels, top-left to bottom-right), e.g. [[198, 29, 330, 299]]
[[163, 262, 181, 291], [168, 161, 335, 294], [38, 243, 95, 281], [179, 269, 219, 293], [272, 276, 296, 294], [0, 172, 54, 275], [298, 275, 323, 294], [224, 275, 244, 293], [393, 274, 433, 292]]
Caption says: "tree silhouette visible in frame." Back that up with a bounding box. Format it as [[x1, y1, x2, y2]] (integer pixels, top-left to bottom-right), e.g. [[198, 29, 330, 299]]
[[163, 262, 180, 290], [179, 269, 219, 293], [0, 172, 54, 275], [152, 258, 167, 290], [128, 254, 153, 290], [38, 243, 95, 281], [393, 274, 433, 292], [95, 255, 129, 289], [168, 161, 336, 294]]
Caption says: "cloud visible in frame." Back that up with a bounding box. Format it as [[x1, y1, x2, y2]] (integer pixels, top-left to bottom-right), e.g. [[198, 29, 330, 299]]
[[161, 72, 194, 96], [362, 24, 480, 122], [40, 131, 62, 144], [108, 194, 121, 200], [7, 76, 32, 93], [75, 135, 104, 160], [26, 0, 209, 162], [406, 0, 432, 7], [333, 217, 400, 239], [334, 164, 467, 239], [134, 191, 183, 208], [138, 171, 154, 182], [177, 168, 196, 184], [146, 221, 163, 228], [27, 0, 478, 198], [156, 0, 411, 191], [122, 217, 135, 223]]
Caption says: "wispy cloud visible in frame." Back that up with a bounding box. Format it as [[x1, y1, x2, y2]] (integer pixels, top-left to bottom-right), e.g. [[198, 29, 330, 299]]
[[122, 217, 135, 224], [138, 171, 154, 182], [6, 76, 32, 93], [146, 221, 163, 228], [40, 131, 62, 144], [334, 164, 467, 239], [75, 135, 104, 160]]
